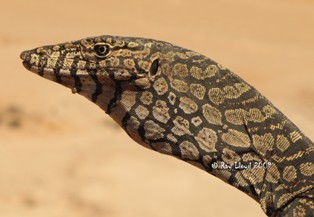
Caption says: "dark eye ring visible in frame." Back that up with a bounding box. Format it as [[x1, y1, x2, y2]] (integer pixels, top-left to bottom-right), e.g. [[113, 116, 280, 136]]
[[94, 43, 110, 58]]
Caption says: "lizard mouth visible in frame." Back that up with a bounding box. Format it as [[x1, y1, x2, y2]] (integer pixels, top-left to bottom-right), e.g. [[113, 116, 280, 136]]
[[20, 48, 151, 83], [20, 43, 85, 76], [20, 48, 79, 77], [20, 49, 49, 75]]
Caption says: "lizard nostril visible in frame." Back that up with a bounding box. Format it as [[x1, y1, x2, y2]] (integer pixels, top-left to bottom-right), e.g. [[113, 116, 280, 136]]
[[36, 47, 49, 56], [39, 50, 48, 56]]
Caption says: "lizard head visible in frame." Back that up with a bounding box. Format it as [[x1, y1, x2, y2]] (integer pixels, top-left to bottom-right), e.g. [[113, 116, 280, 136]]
[[20, 36, 177, 102]]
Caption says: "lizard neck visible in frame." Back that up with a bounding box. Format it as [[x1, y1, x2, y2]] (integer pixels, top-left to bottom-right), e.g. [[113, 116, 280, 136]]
[[102, 65, 314, 215]]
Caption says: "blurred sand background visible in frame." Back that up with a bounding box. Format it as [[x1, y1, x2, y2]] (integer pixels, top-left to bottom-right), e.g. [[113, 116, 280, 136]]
[[1, 0, 314, 216]]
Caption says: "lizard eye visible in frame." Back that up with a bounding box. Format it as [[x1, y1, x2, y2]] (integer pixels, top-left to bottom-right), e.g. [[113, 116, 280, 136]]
[[94, 43, 110, 58]]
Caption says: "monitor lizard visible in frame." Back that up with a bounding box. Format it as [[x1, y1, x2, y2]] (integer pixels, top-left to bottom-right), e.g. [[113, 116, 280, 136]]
[[20, 35, 314, 216]]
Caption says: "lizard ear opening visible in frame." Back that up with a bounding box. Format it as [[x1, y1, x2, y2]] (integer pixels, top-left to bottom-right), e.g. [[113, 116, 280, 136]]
[[149, 59, 159, 77]]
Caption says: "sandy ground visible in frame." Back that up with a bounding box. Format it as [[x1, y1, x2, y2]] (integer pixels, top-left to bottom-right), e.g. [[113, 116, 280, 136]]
[[1, 0, 314, 216]]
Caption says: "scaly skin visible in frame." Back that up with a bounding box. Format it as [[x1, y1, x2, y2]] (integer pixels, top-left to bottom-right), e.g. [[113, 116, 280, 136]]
[[20, 36, 314, 216]]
